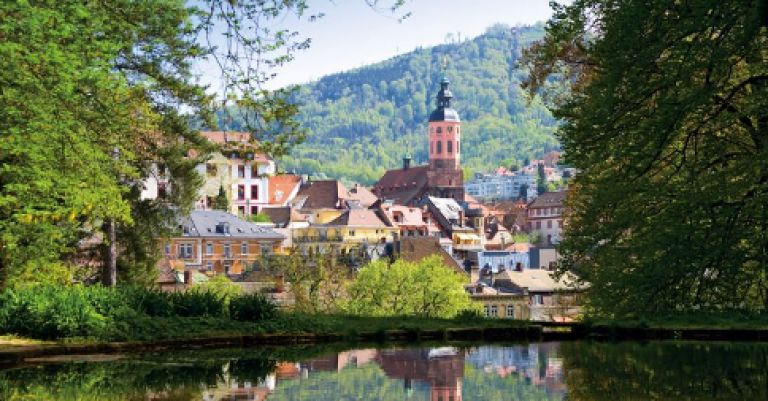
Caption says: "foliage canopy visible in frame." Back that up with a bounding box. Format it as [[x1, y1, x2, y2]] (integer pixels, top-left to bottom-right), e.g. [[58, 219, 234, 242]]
[[525, 0, 768, 315]]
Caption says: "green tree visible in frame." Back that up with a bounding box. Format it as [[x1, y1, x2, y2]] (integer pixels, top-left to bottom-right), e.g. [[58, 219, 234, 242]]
[[212, 185, 230, 212], [524, 1, 768, 315], [0, 0, 408, 287], [345, 255, 476, 318]]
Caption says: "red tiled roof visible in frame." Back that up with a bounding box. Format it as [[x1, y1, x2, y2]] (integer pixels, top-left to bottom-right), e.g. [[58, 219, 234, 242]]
[[200, 131, 252, 144], [269, 174, 302, 205], [373, 165, 430, 205]]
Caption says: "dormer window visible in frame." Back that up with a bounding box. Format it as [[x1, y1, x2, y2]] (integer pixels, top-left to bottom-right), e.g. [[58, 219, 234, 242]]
[[215, 222, 230, 235]]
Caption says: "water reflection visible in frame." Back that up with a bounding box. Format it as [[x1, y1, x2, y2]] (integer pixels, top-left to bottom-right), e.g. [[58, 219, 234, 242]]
[[1, 341, 767, 400]]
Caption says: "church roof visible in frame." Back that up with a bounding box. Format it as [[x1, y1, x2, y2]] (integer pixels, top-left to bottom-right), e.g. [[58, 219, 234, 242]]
[[373, 165, 430, 205], [429, 107, 460, 122]]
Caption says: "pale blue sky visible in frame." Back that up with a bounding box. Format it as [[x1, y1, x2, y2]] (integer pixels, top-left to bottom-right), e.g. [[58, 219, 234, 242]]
[[196, 1, 556, 92]]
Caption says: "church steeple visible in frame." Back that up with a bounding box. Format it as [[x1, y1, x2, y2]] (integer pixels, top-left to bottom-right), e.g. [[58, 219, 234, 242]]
[[429, 60, 460, 123], [427, 62, 462, 172]]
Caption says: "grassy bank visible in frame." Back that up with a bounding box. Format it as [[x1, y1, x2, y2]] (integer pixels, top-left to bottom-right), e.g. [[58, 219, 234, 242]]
[[0, 284, 529, 343], [583, 310, 768, 331]]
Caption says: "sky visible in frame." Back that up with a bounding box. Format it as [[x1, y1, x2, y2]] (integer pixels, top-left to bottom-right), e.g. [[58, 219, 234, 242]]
[[195, 0, 556, 92]]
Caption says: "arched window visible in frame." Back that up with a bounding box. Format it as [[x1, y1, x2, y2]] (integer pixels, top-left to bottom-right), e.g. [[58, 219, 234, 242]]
[[436, 141, 442, 154], [447, 141, 453, 153], [447, 126, 453, 133]]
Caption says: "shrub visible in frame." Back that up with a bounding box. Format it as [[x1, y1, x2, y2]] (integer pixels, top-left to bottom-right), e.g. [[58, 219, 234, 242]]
[[229, 293, 277, 322], [0, 285, 108, 339], [168, 289, 227, 318]]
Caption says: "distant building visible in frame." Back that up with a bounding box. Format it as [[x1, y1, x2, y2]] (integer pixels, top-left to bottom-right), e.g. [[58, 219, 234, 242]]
[[526, 191, 566, 245], [163, 210, 285, 276], [465, 172, 537, 201], [292, 208, 398, 258], [373, 74, 464, 205]]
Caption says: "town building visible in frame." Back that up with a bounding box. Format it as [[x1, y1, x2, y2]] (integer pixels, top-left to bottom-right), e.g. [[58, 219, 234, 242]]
[[373, 74, 465, 205], [465, 172, 537, 201], [163, 209, 285, 276], [526, 191, 566, 245], [292, 208, 398, 258]]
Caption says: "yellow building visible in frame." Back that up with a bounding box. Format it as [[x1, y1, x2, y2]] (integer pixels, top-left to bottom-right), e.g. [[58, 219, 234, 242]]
[[293, 209, 398, 254]]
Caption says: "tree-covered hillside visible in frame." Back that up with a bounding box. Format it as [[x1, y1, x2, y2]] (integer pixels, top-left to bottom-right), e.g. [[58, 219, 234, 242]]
[[223, 23, 560, 184]]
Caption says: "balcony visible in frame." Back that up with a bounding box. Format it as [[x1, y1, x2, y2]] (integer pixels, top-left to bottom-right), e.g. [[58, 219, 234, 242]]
[[293, 235, 344, 243]]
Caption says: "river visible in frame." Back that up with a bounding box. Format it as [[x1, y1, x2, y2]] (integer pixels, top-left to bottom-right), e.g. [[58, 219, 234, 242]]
[[1, 341, 766, 400]]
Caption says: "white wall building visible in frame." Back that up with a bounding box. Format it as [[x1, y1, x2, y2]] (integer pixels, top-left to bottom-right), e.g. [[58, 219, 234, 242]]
[[466, 172, 537, 201]]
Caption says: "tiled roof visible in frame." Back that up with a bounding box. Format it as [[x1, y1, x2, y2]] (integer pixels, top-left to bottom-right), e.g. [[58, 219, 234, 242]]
[[373, 165, 430, 205], [326, 209, 390, 227], [381, 205, 426, 227], [260, 207, 291, 227], [181, 210, 284, 240], [527, 191, 567, 209], [294, 180, 347, 210], [495, 269, 580, 292], [399, 237, 466, 276], [199, 131, 271, 163], [201, 131, 252, 144], [268, 174, 302, 205], [347, 185, 378, 207]]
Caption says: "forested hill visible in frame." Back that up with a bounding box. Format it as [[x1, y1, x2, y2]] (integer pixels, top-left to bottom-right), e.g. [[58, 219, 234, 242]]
[[228, 23, 560, 184]]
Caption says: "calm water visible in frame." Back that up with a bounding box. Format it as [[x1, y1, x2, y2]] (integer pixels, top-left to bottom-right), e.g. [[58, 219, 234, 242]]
[[2, 341, 767, 400]]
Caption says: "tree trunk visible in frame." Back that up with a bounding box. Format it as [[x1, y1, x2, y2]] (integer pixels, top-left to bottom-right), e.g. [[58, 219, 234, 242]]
[[102, 219, 117, 286]]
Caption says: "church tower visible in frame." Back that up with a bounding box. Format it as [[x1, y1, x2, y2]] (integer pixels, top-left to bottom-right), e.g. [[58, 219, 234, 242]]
[[426, 68, 464, 200], [428, 76, 461, 170]]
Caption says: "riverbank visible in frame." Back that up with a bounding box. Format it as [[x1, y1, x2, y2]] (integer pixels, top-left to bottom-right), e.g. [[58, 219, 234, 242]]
[[5, 315, 768, 368]]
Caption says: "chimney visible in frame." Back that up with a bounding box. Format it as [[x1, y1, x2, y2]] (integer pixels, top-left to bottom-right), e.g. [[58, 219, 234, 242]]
[[403, 156, 411, 170], [470, 265, 480, 283]]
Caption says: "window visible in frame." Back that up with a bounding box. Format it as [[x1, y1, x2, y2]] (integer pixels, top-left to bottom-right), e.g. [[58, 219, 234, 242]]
[[237, 165, 245, 178], [430, 142, 434, 154], [250, 185, 258, 200], [178, 243, 194, 258], [535, 221, 541, 229], [206, 242, 213, 254], [436, 127, 442, 134], [456, 141, 460, 153], [223, 243, 231, 258], [224, 260, 232, 274], [436, 141, 442, 154], [490, 305, 498, 317], [447, 141, 453, 153], [241, 242, 248, 255], [237, 185, 245, 200], [164, 244, 171, 256], [484, 305, 490, 317], [447, 126, 453, 133], [349, 230, 355, 237], [506, 305, 515, 319], [238, 205, 245, 215], [547, 220, 552, 229], [532, 294, 544, 305], [251, 206, 259, 215], [157, 183, 167, 198], [206, 262, 213, 271]]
